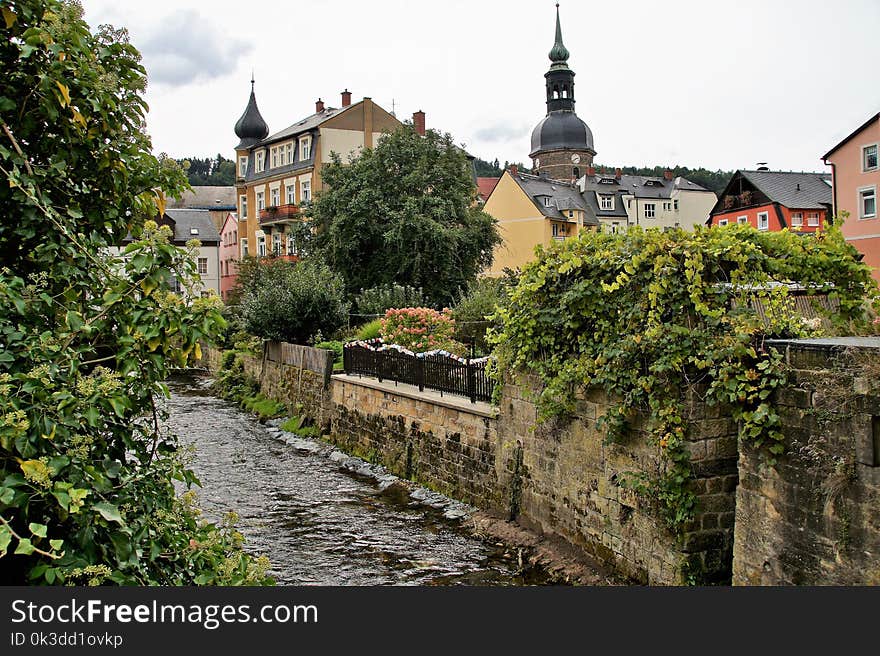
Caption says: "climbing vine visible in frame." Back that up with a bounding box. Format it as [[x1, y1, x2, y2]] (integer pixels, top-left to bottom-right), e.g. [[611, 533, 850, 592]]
[[490, 224, 878, 531]]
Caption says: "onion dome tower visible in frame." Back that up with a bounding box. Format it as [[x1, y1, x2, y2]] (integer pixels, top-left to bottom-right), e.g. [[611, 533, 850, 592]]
[[234, 76, 269, 149], [529, 4, 596, 180]]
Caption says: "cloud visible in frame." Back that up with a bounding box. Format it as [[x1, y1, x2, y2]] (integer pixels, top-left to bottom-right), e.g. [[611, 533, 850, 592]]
[[472, 123, 530, 143], [139, 10, 252, 87]]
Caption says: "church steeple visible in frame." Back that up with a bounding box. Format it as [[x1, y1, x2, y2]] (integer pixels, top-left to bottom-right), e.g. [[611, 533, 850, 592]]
[[530, 4, 595, 176], [545, 4, 575, 113], [548, 3, 570, 67], [234, 75, 269, 149]]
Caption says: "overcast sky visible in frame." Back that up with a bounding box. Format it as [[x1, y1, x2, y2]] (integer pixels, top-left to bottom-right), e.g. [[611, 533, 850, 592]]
[[80, 0, 880, 173]]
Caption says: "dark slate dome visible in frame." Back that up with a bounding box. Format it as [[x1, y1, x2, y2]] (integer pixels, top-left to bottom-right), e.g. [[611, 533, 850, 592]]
[[530, 111, 594, 158], [234, 81, 269, 148]]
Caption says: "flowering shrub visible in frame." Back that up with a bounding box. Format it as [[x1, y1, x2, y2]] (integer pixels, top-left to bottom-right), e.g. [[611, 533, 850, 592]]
[[380, 307, 463, 354]]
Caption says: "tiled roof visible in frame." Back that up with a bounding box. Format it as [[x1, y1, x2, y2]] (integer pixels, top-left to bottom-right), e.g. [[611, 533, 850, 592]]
[[510, 172, 596, 223], [476, 177, 500, 201], [168, 186, 236, 210], [260, 104, 357, 145], [164, 209, 220, 244], [739, 170, 831, 209]]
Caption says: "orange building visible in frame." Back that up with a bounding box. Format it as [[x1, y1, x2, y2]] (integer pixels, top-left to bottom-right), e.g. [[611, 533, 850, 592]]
[[232, 80, 412, 261], [708, 170, 831, 233], [823, 112, 880, 282]]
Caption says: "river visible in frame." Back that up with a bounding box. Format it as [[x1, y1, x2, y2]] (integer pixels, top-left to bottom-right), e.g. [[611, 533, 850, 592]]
[[163, 372, 555, 585]]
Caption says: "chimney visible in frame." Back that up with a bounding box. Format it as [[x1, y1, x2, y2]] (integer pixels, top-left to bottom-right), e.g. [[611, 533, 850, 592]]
[[412, 110, 426, 136], [509, 164, 518, 175], [663, 169, 674, 181], [587, 166, 596, 177], [315, 98, 324, 113], [341, 89, 351, 107], [615, 167, 622, 180]]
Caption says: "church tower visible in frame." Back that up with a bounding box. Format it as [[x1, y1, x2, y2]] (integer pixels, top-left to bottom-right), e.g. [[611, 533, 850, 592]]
[[529, 4, 596, 179]]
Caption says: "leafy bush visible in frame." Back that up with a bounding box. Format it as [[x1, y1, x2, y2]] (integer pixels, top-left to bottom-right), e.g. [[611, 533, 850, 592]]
[[451, 277, 509, 355], [241, 259, 349, 344], [380, 307, 463, 353], [242, 395, 286, 420], [0, 0, 270, 585], [353, 283, 425, 315], [492, 224, 878, 531], [280, 415, 321, 438], [355, 319, 383, 341]]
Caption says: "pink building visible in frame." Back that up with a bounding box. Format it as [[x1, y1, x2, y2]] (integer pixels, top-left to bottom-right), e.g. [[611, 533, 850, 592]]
[[823, 111, 880, 283], [219, 212, 240, 302]]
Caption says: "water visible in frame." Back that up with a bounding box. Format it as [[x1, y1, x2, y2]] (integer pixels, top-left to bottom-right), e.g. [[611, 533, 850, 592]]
[[163, 372, 553, 585]]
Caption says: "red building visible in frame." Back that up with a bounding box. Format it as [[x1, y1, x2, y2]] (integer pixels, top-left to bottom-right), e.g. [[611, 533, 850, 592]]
[[708, 170, 832, 232]]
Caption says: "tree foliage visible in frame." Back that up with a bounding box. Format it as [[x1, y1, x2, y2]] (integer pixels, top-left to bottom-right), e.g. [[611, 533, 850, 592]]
[[176, 154, 235, 186], [310, 126, 503, 306], [353, 283, 425, 315], [0, 0, 270, 584], [240, 258, 349, 344], [491, 224, 878, 530]]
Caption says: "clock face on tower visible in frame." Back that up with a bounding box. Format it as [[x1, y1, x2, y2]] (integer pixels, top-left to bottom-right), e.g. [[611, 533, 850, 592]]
[[571, 153, 581, 164], [534, 158, 540, 168]]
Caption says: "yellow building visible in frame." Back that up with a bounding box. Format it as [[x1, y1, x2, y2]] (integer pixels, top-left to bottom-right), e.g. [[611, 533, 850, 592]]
[[232, 81, 413, 259], [484, 167, 598, 275]]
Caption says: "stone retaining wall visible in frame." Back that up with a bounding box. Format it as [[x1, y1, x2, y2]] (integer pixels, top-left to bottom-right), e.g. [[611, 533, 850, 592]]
[[732, 339, 880, 585]]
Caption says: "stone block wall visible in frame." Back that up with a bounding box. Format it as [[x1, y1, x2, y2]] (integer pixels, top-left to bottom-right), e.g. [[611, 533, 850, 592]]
[[329, 377, 511, 512], [500, 379, 738, 585], [733, 339, 880, 585]]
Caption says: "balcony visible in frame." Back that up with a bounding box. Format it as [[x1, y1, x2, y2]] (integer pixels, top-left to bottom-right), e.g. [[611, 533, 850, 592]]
[[259, 204, 301, 226]]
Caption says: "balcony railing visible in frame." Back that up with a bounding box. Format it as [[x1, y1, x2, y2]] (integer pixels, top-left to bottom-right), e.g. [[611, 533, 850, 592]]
[[259, 204, 301, 225]]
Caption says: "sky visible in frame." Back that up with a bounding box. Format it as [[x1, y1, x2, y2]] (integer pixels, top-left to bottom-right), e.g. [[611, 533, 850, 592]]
[[79, 0, 880, 173]]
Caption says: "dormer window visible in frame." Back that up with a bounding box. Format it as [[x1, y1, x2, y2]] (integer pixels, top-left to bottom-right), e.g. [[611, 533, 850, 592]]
[[300, 136, 312, 161], [255, 150, 265, 173], [190, 227, 199, 235], [599, 178, 615, 184], [599, 195, 614, 210], [238, 156, 248, 178], [543, 196, 553, 207]]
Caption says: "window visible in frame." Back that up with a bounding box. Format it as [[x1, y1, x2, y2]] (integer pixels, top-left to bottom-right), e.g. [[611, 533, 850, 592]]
[[233, 230, 237, 244], [552, 223, 567, 238], [610, 222, 620, 234], [270, 187, 280, 207], [644, 203, 656, 219], [286, 184, 296, 205], [568, 210, 574, 218], [286, 143, 293, 165], [757, 211, 769, 230], [791, 212, 803, 226], [238, 156, 248, 177], [300, 136, 312, 161], [197, 257, 208, 275], [255, 150, 265, 173], [241, 238, 248, 257], [673, 199, 679, 211], [599, 195, 614, 210], [718, 219, 728, 226], [543, 196, 552, 207], [240, 195, 248, 219], [287, 234, 298, 256], [279, 146, 286, 167], [663, 202, 672, 211], [273, 233, 282, 255], [737, 215, 748, 224], [301, 180, 311, 204], [807, 212, 820, 227], [271, 147, 278, 169], [864, 144, 878, 172], [860, 187, 877, 219], [256, 191, 265, 211], [257, 234, 266, 257]]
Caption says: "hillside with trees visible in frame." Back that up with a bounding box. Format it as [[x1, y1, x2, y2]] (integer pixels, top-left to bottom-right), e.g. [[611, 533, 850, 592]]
[[175, 154, 235, 186]]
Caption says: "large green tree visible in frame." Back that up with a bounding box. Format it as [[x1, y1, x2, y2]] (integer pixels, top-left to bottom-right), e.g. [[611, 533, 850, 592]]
[[0, 0, 269, 584], [310, 126, 502, 306]]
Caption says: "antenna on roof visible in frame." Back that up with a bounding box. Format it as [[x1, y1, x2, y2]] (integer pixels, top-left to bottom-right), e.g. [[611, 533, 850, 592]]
[[391, 98, 396, 117]]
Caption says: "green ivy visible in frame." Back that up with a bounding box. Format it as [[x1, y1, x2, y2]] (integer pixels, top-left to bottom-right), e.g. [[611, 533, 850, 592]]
[[490, 224, 878, 532]]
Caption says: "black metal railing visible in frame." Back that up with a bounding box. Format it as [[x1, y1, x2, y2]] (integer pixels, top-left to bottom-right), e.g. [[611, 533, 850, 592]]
[[343, 341, 494, 404]]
